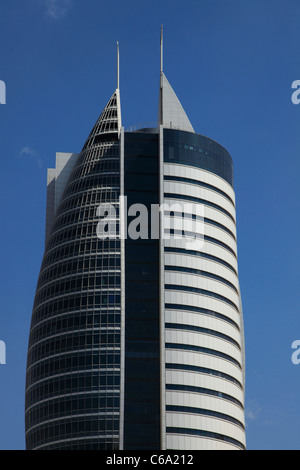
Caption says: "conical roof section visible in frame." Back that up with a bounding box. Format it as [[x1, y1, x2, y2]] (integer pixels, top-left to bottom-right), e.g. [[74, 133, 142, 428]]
[[45, 85, 122, 248], [158, 72, 194, 133], [82, 88, 121, 151]]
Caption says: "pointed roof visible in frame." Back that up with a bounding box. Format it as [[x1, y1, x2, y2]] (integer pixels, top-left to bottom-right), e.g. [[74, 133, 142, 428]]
[[158, 27, 194, 133], [158, 72, 194, 133], [89, 89, 121, 137], [81, 43, 121, 151], [81, 87, 122, 151]]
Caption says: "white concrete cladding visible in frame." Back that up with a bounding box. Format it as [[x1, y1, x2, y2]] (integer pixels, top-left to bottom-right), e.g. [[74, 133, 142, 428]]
[[158, 73, 195, 133], [45, 152, 79, 244], [162, 162, 246, 450]]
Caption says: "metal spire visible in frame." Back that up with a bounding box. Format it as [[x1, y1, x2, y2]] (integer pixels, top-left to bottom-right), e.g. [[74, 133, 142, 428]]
[[117, 41, 120, 90], [160, 25, 163, 73]]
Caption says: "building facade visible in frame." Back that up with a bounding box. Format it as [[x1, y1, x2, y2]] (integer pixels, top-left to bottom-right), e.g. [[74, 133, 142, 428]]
[[25, 42, 246, 450]]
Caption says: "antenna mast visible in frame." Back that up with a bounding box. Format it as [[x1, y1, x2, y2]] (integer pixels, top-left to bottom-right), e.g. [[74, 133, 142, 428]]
[[160, 25, 163, 73], [117, 41, 120, 90]]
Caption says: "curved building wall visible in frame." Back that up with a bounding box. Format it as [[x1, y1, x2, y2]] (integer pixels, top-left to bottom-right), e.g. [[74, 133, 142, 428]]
[[161, 129, 246, 450], [25, 92, 122, 450]]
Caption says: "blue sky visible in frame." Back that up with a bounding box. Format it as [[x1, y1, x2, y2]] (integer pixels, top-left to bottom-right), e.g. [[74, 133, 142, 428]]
[[0, 0, 299, 450]]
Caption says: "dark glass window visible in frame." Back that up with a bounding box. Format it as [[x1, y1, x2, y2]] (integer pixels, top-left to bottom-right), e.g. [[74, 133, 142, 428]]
[[124, 132, 160, 450], [164, 129, 234, 187]]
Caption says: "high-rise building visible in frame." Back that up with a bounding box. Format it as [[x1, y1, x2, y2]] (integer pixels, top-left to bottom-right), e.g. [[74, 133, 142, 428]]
[[25, 35, 246, 451]]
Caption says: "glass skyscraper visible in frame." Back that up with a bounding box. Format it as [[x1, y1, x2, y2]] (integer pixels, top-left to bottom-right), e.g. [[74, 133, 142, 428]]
[[25, 38, 246, 450]]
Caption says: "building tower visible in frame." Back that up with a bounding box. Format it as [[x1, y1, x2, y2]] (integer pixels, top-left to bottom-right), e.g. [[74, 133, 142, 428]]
[[25, 35, 246, 450]]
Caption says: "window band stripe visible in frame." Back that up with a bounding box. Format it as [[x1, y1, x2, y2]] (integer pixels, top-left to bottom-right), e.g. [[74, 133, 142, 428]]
[[165, 323, 240, 349], [165, 303, 240, 330], [165, 284, 239, 313], [165, 363, 243, 388], [165, 343, 242, 369], [166, 426, 245, 450]]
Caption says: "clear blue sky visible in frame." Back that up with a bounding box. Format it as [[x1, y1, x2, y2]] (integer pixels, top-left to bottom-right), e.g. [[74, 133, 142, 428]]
[[0, 0, 299, 450]]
